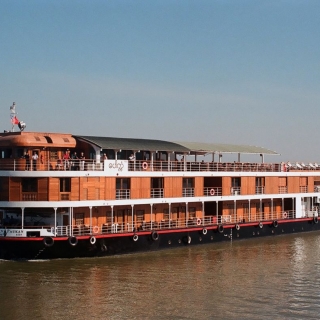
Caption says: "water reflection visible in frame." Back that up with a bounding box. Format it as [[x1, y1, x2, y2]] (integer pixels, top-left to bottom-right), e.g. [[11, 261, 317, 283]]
[[1, 233, 320, 319]]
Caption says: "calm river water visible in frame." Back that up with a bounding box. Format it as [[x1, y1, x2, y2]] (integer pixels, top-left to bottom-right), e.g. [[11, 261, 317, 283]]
[[1, 232, 320, 320]]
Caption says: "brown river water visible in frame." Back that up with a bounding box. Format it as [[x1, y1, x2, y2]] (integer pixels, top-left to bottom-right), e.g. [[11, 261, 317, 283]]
[[1, 231, 320, 320]]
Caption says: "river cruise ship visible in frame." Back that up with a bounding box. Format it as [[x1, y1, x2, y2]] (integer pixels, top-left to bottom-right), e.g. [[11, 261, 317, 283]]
[[0, 122, 320, 259]]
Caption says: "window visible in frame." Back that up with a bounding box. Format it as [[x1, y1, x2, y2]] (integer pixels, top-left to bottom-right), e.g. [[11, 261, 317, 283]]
[[22, 178, 38, 192], [256, 177, 265, 187], [106, 211, 112, 224], [136, 210, 144, 223], [49, 150, 58, 160], [183, 178, 194, 188], [163, 208, 169, 220], [116, 178, 130, 189], [232, 178, 241, 187], [75, 213, 84, 225], [60, 178, 71, 192], [189, 207, 196, 219], [151, 177, 164, 189]]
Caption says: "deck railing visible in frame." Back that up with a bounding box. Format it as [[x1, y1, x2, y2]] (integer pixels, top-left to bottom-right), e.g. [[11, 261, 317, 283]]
[[1, 210, 298, 237], [2, 159, 319, 173]]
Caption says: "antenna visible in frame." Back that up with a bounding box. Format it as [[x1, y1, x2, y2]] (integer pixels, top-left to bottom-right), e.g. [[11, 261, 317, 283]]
[[9, 102, 26, 132]]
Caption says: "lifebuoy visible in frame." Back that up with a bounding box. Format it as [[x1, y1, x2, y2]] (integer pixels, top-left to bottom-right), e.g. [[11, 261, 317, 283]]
[[314, 216, 318, 224], [142, 162, 148, 170], [93, 226, 99, 234], [259, 222, 263, 229], [202, 228, 207, 235], [89, 236, 96, 245], [68, 236, 78, 246], [210, 188, 215, 196], [187, 236, 191, 244], [151, 231, 159, 241], [236, 224, 240, 231], [196, 218, 201, 226], [273, 220, 278, 228], [43, 236, 54, 247], [218, 224, 224, 233], [283, 212, 288, 219], [133, 234, 138, 241]]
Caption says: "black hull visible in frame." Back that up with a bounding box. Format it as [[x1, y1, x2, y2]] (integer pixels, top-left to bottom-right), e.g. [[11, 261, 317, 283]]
[[1, 218, 319, 260]]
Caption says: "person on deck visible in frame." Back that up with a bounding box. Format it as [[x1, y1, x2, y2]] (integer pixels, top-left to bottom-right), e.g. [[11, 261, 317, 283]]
[[79, 152, 85, 171], [63, 150, 71, 170], [32, 152, 38, 171], [24, 151, 30, 170]]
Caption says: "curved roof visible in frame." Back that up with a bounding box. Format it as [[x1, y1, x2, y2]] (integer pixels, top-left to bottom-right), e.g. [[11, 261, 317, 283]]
[[75, 136, 190, 153], [175, 141, 278, 155], [74, 135, 278, 155]]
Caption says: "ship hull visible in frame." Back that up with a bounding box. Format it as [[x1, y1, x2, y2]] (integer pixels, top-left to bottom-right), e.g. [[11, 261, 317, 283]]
[[0, 218, 319, 260]]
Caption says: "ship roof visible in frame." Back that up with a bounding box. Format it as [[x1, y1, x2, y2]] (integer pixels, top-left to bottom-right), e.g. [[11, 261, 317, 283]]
[[74, 135, 278, 155]]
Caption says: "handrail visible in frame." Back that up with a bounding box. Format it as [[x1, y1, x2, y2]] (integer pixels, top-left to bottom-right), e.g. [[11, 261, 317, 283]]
[[3, 158, 320, 173], [1, 210, 297, 236]]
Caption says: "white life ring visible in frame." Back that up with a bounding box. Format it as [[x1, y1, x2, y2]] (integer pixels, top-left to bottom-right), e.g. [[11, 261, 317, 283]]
[[210, 188, 215, 196], [196, 218, 201, 226], [93, 226, 99, 234], [133, 234, 138, 241], [142, 162, 148, 170], [283, 212, 288, 219], [202, 228, 207, 235], [236, 224, 240, 231]]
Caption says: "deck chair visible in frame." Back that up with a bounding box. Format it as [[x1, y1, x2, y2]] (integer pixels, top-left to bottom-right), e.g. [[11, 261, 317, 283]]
[[309, 163, 316, 169]]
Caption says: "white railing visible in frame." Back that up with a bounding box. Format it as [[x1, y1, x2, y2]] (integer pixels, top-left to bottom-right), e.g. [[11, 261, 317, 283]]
[[116, 189, 130, 200], [255, 186, 265, 194], [203, 187, 222, 196], [1, 210, 302, 237], [279, 186, 288, 194], [151, 188, 164, 198], [231, 187, 241, 195]]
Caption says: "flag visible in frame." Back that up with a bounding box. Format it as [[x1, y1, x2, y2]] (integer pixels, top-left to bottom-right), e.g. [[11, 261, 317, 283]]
[[11, 116, 19, 125]]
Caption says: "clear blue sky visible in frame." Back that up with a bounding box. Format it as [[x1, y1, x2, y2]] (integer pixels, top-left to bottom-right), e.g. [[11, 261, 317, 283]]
[[1, 0, 319, 162]]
